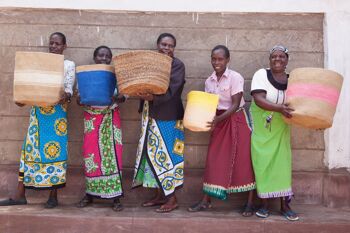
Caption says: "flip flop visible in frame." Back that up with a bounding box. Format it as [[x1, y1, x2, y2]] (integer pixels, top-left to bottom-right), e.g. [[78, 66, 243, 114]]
[[0, 198, 27, 206], [112, 201, 124, 212], [44, 198, 58, 209], [76, 195, 93, 208], [281, 210, 299, 221], [241, 203, 255, 217], [142, 199, 167, 207], [256, 207, 270, 218], [187, 201, 212, 212], [155, 204, 179, 213]]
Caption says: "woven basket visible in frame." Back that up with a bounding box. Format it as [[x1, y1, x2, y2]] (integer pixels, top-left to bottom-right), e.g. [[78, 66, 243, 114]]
[[76, 64, 116, 106], [284, 67, 343, 129], [183, 91, 219, 132], [113, 50, 172, 96], [13, 52, 64, 107]]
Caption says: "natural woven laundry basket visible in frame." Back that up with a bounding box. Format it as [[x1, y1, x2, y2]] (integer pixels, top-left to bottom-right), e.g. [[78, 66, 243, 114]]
[[113, 50, 172, 96], [13, 52, 64, 107], [284, 67, 343, 129], [183, 91, 219, 132], [76, 64, 116, 106]]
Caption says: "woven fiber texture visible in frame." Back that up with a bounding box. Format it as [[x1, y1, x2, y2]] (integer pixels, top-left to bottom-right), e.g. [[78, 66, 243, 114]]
[[184, 91, 219, 132], [284, 67, 343, 129], [76, 64, 117, 106], [13, 52, 64, 107], [113, 50, 171, 96]]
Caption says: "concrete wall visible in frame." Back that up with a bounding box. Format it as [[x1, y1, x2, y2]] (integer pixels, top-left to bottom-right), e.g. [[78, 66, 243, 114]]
[[0, 8, 325, 172], [1, 0, 349, 169], [1, 8, 349, 208]]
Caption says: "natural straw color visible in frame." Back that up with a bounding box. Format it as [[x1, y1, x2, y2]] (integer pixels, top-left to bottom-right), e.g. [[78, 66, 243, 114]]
[[284, 67, 343, 129], [76, 64, 115, 73], [113, 50, 172, 96], [13, 52, 64, 107]]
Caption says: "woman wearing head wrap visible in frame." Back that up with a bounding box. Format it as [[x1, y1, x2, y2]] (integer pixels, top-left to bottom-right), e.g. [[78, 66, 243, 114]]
[[250, 45, 299, 221]]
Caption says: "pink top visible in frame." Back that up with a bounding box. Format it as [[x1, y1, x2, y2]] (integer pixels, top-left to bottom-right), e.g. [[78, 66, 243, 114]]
[[205, 68, 245, 110]]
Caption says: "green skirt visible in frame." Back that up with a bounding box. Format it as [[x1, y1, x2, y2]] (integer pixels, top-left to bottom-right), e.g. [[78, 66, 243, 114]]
[[250, 101, 293, 198]]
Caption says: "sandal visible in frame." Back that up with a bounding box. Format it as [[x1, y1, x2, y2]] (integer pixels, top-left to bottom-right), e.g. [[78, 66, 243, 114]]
[[44, 198, 58, 209], [142, 199, 167, 207], [112, 199, 123, 212], [155, 204, 179, 213], [187, 201, 212, 212], [241, 203, 255, 217], [256, 207, 270, 218], [281, 209, 299, 221], [76, 195, 93, 208], [0, 198, 27, 206]]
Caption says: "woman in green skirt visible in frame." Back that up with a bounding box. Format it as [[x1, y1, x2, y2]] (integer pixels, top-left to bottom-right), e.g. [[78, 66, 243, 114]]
[[250, 45, 299, 221]]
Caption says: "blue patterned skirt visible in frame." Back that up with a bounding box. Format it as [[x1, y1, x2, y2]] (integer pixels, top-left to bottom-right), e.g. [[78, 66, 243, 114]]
[[19, 104, 68, 190], [132, 102, 185, 197]]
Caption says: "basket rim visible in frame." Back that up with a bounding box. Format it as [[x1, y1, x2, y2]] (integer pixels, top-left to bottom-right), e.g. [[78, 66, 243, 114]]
[[112, 50, 173, 62], [76, 64, 115, 73]]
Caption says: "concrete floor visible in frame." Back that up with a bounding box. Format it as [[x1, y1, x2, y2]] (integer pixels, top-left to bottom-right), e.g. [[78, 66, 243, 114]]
[[0, 199, 349, 233]]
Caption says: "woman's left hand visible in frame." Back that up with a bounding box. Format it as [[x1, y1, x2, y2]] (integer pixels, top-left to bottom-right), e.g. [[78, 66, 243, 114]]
[[207, 116, 222, 131], [58, 92, 72, 104]]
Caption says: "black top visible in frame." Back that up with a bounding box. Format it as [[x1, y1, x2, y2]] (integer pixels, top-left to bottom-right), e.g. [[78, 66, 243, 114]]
[[266, 69, 288, 90], [251, 69, 289, 95], [139, 57, 186, 120]]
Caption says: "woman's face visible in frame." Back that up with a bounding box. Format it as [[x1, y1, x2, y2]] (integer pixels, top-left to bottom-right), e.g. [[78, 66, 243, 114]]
[[94, 48, 112, 65], [211, 49, 229, 75], [269, 50, 288, 73], [157, 36, 175, 57], [48, 34, 66, 55]]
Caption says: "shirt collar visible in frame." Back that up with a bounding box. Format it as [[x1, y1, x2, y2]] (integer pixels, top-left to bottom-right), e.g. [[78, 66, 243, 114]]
[[210, 68, 229, 81]]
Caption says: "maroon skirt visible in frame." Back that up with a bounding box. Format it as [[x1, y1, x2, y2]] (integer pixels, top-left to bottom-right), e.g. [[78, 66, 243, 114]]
[[203, 109, 256, 200]]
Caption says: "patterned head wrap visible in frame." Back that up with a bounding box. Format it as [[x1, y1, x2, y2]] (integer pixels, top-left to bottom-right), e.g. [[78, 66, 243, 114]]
[[270, 45, 289, 56]]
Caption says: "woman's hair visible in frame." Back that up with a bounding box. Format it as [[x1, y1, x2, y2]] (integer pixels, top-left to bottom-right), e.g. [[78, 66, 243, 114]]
[[156, 33, 176, 47], [211, 45, 230, 59], [93, 45, 112, 58], [50, 32, 66, 45]]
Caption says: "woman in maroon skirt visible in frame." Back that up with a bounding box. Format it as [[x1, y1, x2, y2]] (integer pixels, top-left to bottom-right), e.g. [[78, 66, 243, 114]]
[[188, 45, 256, 216]]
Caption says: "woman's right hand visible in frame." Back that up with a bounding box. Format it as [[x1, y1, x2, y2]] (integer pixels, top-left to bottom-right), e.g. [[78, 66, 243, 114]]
[[279, 104, 294, 118], [76, 95, 83, 106], [15, 102, 25, 107]]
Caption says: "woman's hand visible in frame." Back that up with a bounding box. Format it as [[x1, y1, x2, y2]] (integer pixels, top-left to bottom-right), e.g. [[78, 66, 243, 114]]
[[206, 115, 223, 131], [76, 94, 83, 106], [15, 102, 25, 107], [58, 92, 72, 104], [138, 92, 154, 101], [114, 94, 126, 104], [279, 104, 294, 118]]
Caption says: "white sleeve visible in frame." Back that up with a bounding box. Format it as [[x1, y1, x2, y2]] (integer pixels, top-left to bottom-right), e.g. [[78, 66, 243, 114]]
[[64, 60, 76, 95], [251, 68, 268, 93]]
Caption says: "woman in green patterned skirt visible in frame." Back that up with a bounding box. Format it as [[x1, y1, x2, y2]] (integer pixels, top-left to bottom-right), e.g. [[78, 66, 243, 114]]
[[250, 45, 299, 221]]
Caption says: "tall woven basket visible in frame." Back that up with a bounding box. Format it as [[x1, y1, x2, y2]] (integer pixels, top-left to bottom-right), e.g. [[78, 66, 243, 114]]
[[183, 91, 219, 132], [13, 52, 64, 107], [113, 50, 172, 96], [284, 67, 343, 129], [76, 64, 116, 106]]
